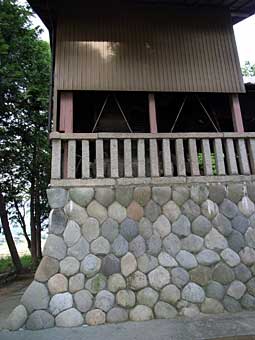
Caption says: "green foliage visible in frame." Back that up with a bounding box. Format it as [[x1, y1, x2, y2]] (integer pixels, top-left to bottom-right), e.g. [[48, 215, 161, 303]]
[[0, 254, 33, 273], [242, 61, 255, 77], [198, 153, 217, 175]]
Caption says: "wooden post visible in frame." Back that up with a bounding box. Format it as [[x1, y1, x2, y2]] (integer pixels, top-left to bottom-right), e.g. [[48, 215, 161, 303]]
[[230, 94, 244, 133], [148, 93, 158, 133]]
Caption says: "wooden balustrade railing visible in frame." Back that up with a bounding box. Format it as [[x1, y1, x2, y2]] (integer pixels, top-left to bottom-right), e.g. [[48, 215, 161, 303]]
[[49, 132, 255, 185]]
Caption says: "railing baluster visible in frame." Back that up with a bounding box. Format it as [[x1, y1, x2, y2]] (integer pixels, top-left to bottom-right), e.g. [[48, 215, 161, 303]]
[[124, 139, 132, 177], [188, 139, 200, 176], [201, 139, 213, 176], [225, 138, 238, 175], [248, 138, 255, 174], [110, 139, 119, 178], [162, 139, 172, 176], [214, 138, 226, 175], [67, 140, 76, 179], [82, 140, 90, 178], [237, 139, 250, 175], [51, 139, 61, 179], [175, 139, 186, 176], [150, 139, 159, 177], [96, 139, 104, 178], [137, 139, 146, 177]]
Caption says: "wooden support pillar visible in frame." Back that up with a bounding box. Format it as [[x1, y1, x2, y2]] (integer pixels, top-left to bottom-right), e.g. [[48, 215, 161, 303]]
[[230, 94, 244, 133], [148, 93, 158, 133]]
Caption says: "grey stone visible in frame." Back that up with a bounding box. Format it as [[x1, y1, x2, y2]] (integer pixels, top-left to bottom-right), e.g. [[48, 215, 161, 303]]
[[238, 197, 255, 217], [250, 213, 255, 228], [144, 200, 161, 222], [212, 214, 232, 236], [190, 266, 212, 286], [107, 307, 128, 323], [85, 309, 106, 326], [129, 235, 146, 257], [127, 271, 148, 290], [87, 200, 107, 224], [60, 256, 80, 277], [172, 186, 189, 206], [172, 215, 191, 237], [154, 301, 177, 319], [82, 218, 100, 242], [181, 305, 200, 318], [81, 254, 101, 277], [191, 185, 209, 205], [152, 187, 171, 206], [176, 250, 197, 269], [111, 235, 128, 257], [101, 218, 119, 243], [212, 263, 235, 284], [91, 236, 110, 255], [67, 236, 89, 261], [116, 289, 136, 308], [245, 227, 255, 248], [108, 273, 126, 293], [48, 209, 67, 235], [47, 188, 68, 209], [64, 201, 88, 225], [137, 254, 158, 273], [181, 234, 204, 253], [239, 247, 255, 265], [234, 263, 252, 283], [43, 234, 67, 260], [101, 254, 120, 276], [227, 183, 243, 204], [201, 298, 224, 314], [223, 296, 242, 313], [95, 290, 115, 312], [221, 248, 240, 267], [147, 234, 162, 256], [108, 202, 127, 223], [247, 278, 255, 296], [56, 308, 83, 327], [163, 201, 181, 223], [116, 187, 133, 207], [192, 215, 212, 237], [69, 273, 85, 293], [158, 252, 178, 268], [35, 256, 59, 282], [137, 287, 158, 307], [130, 305, 153, 321], [227, 280, 246, 300], [209, 184, 226, 204], [26, 310, 54, 330], [171, 267, 189, 288], [69, 188, 94, 207], [120, 218, 139, 241], [205, 228, 228, 251], [49, 292, 73, 316], [196, 249, 220, 266], [121, 252, 137, 277], [160, 284, 180, 305], [241, 293, 255, 310], [182, 199, 200, 222], [182, 282, 205, 303], [48, 273, 68, 295], [95, 188, 115, 207], [21, 281, 49, 313], [85, 274, 107, 294], [220, 199, 238, 219], [139, 218, 153, 239], [228, 230, 245, 253], [148, 266, 170, 290], [7, 305, 27, 331], [63, 220, 81, 247], [247, 183, 255, 202], [232, 215, 250, 234], [153, 215, 171, 238], [127, 201, 144, 221], [206, 281, 225, 300], [201, 200, 219, 220], [163, 234, 181, 256], [133, 186, 151, 207]]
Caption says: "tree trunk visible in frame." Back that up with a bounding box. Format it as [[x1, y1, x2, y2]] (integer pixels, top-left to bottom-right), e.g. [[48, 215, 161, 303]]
[[0, 192, 23, 273], [13, 198, 31, 251]]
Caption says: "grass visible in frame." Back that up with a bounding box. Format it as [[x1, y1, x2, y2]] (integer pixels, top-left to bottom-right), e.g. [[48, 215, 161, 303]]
[[0, 255, 33, 274]]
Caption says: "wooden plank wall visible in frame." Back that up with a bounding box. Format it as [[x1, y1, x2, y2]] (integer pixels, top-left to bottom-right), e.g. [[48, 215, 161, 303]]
[[54, 6, 245, 93]]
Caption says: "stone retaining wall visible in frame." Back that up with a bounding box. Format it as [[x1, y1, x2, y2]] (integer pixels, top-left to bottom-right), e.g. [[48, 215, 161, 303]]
[[7, 183, 255, 330]]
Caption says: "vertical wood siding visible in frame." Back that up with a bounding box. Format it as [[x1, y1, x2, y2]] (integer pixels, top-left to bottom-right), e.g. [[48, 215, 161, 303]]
[[54, 7, 245, 93]]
